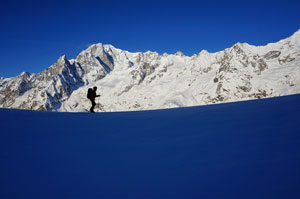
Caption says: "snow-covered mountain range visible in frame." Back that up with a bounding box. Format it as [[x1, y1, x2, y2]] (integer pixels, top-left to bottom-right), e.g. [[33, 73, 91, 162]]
[[1, 30, 300, 112]]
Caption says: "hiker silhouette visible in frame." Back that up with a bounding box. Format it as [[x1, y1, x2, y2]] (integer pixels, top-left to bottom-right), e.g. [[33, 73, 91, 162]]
[[87, 86, 100, 113]]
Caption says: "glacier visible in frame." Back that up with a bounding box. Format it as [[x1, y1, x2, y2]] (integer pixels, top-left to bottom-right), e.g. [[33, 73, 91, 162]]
[[0, 94, 300, 198], [0, 30, 300, 112]]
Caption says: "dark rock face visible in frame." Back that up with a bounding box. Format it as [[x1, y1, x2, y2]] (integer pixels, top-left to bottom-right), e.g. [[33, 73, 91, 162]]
[[279, 55, 295, 64], [264, 51, 281, 60]]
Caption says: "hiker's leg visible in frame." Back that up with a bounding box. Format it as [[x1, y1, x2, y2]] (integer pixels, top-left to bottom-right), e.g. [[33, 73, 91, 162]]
[[90, 99, 95, 112], [91, 100, 96, 112]]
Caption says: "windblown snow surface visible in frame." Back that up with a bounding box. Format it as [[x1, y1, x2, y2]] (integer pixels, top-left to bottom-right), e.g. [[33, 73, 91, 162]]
[[1, 94, 300, 199]]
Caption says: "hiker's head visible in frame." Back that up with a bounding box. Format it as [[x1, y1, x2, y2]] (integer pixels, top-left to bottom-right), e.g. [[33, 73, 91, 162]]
[[93, 86, 97, 91]]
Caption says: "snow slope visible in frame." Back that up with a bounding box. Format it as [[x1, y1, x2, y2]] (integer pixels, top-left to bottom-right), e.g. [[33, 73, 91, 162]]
[[1, 30, 300, 112], [1, 94, 300, 199]]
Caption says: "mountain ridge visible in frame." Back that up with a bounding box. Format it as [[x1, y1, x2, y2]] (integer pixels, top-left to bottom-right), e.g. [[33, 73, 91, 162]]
[[1, 30, 300, 112]]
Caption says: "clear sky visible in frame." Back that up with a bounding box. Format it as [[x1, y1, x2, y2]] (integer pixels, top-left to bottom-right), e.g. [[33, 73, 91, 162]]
[[1, 0, 300, 78]]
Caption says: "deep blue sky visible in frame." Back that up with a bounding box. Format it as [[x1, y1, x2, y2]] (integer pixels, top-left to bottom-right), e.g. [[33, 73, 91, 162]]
[[0, 0, 300, 78]]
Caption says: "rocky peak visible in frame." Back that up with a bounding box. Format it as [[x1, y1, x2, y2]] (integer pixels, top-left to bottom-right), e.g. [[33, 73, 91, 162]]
[[57, 54, 68, 64], [175, 51, 185, 56], [19, 72, 32, 79], [76, 43, 104, 59], [199, 49, 209, 55], [76, 43, 115, 73], [231, 43, 246, 54], [44, 55, 71, 76]]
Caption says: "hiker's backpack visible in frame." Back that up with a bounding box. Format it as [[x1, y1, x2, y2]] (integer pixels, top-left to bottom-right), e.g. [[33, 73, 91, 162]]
[[87, 88, 93, 99]]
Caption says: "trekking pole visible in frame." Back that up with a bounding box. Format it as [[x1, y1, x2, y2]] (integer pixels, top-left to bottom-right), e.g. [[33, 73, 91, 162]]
[[97, 95, 100, 111]]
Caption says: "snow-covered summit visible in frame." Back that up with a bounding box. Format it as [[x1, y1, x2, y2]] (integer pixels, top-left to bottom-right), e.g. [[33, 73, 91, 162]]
[[1, 30, 300, 112]]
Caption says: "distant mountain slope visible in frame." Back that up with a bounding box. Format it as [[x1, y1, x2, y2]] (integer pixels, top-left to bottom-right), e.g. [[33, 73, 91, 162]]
[[1, 30, 300, 112], [1, 94, 300, 199]]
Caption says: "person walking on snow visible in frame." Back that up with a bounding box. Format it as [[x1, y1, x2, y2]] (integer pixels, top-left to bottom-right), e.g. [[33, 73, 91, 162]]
[[87, 86, 100, 113]]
